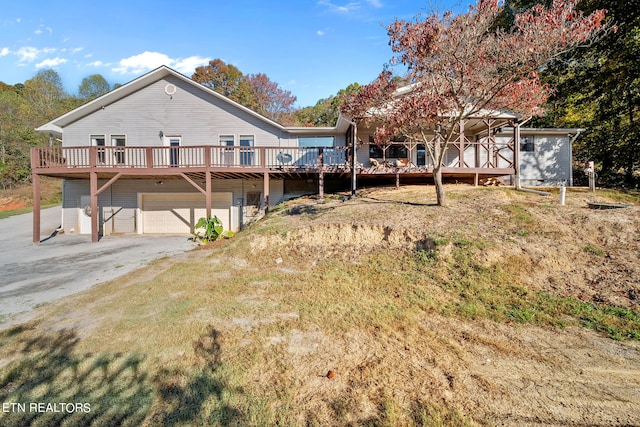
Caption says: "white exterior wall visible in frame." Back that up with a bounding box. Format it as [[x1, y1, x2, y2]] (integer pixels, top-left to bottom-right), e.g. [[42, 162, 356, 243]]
[[519, 135, 572, 186]]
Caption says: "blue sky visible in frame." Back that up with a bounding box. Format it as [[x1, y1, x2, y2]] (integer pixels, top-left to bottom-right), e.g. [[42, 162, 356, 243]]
[[1, 0, 474, 107]]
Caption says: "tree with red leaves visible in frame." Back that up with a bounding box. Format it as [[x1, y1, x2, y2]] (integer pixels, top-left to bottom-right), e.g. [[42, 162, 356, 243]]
[[340, 0, 612, 205], [246, 73, 297, 125]]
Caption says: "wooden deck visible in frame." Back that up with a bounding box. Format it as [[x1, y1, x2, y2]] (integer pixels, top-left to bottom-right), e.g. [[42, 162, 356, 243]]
[[30, 145, 514, 243], [31, 145, 514, 178]]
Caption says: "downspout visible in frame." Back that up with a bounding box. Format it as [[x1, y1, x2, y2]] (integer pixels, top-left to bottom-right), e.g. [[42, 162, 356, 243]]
[[514, 116, 532, 190], [58, 180, 65, 232], [568, 129, 583, 187]]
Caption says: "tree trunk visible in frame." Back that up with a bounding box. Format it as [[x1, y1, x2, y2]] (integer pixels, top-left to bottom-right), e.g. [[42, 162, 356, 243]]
[[433, 166, 446, 206]]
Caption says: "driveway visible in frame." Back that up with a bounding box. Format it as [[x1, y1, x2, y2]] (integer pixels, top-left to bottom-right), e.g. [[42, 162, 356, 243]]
[[0, 206, 198, 325]]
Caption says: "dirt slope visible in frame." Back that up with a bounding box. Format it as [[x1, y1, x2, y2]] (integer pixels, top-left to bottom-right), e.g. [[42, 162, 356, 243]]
[[244, 185, 640, 425]]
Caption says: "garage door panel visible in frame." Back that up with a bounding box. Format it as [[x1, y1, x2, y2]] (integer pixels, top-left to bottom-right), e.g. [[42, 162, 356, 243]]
[[142, 193, 232, 234]]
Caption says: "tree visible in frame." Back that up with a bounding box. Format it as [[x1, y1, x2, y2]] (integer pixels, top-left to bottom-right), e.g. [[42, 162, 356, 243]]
[[504, 0, 640, 187], [192, 59, 255, 108], [22, 69, 67, 123], [294, 83, 361, 127], [0, 89, 37, 188], [246, 73, 297, 125], [340, 0, 611, 205], [78, 74, 111, 100]]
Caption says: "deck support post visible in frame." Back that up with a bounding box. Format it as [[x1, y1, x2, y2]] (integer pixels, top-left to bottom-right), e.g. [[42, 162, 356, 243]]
[[318, 148, 324, 199], [395, 171, 400, 189], [90, 171, 99, 243], [263, 172, 270, 214], [205, 171, 212, 218], [514, 124, 521, 189], [32, 172, 41, 245], [474, 173, 479, 187]]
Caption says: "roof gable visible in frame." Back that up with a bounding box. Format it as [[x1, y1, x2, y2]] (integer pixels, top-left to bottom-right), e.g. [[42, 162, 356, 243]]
[[37, 65, 288, 134]]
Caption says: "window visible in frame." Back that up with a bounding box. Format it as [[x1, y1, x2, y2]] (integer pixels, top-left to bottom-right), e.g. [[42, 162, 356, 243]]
[[298, 136, 335, 147], [239, 135, 254, 165], [219, 135, 235, 165], [219, 135, 234, 146], [111, 135, 126, 164], [369, 144, 407, 159], [416, 144, 426, 166], [521, 136, 535, 152], [91, 135, 105, 163], [169, 138, 180, 167]]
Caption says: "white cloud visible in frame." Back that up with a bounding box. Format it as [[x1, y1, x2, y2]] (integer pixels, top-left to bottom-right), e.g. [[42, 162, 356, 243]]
[[16, 46, 39, 62], [0, 47, 9, 57], [35, 57, 68, 68], [112, 51, 172, 74], [318, 0, 382, 14], [318, 1, 361, 13], [113, 51, 210, 75], [34, 25, 53, 36], [87, 60, 106, 67], [317, 30, 325, 36], [173, 56, 211, 74]]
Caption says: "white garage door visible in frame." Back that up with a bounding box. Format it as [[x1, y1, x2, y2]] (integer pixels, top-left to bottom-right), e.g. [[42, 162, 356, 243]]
[[141, 193, 232, 234]]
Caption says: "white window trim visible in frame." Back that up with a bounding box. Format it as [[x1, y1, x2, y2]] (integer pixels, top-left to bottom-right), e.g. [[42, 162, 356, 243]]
[[218, 134, 235, 146], [110, 134, 127, 146]]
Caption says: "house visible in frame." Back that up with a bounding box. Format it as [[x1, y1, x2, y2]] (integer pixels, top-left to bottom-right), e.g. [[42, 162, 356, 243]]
[[31, 66, 580, 243], [32, 66, 353, 243]]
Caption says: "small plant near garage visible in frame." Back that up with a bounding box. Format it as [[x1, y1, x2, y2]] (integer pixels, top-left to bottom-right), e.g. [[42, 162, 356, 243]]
[[194, 216, 234, 244]]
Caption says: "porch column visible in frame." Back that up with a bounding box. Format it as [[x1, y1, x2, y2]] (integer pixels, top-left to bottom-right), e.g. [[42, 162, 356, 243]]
[[514, 124, 521, 189], [458, 120, 466, 167], [205, 171, 212, 218], [351, 123, 358, 197], [32, 172, 41, 245], [90, 171, 99, 243], [263, 172, 270, 214]]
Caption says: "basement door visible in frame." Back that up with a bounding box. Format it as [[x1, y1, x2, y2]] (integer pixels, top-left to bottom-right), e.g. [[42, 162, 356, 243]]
[[140, 193, 232, 234]]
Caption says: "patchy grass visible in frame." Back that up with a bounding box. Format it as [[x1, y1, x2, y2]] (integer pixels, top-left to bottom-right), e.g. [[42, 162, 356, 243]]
[[583, 245, 606, 257], [1, 185, 639, 426]]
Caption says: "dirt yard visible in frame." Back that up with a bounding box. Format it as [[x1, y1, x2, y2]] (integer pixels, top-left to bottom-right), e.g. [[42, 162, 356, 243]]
[[2, 184, 639, 426], [239, 185, 640, 425]]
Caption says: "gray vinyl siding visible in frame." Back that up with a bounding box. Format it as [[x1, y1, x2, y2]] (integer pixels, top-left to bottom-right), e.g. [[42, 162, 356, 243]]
[[61, 178, 285, 234], [62, 76, 296, 148], [519, 135, 571, 186]]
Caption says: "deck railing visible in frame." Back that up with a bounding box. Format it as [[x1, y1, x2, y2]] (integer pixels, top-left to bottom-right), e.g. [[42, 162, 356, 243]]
[[32, 142, 514, 173], [32, 145, 349, 171]]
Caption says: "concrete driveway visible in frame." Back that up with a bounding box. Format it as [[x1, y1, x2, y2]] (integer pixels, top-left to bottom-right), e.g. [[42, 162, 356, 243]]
[[0, 206, 198, 325]]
